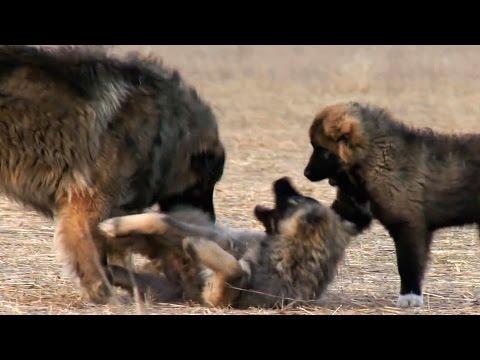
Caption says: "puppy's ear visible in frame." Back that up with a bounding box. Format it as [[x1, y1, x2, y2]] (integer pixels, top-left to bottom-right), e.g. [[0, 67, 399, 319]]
[[254, 205, 275, 233], [338, 118, 355, 142], [254, 205, 273, 218], [335, 114, 364, 164]]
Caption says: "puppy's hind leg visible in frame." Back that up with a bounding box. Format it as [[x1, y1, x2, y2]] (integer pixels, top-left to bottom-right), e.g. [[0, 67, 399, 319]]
[[183, 238, 243, 278], [183, 237, 245, 307]]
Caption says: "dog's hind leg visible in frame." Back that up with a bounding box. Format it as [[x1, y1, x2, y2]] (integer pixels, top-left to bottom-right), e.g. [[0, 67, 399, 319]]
[[183, 237, 243, 278], [183, 237, 245, 307]]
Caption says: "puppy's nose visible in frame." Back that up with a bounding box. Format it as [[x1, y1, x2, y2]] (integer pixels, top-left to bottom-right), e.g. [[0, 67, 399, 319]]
[[304, 168, 311, 178]]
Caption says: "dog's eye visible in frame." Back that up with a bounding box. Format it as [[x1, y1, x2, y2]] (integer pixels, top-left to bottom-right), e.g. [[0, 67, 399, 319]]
[[288, 198, 300, 206]]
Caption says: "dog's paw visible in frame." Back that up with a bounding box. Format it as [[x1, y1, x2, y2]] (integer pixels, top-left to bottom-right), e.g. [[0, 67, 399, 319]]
[[98, 218, 119, 238], [397, 293, 423, 307]]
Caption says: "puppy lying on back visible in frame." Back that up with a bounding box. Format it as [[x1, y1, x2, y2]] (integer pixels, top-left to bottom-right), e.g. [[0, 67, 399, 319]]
[[100, 177, 372, 309]]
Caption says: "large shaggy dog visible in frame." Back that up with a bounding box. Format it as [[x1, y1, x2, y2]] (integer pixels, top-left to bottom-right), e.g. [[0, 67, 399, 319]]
[[0, 45, 225, 303], [304, 101, 480, 307], [99, 177, 371, 308]]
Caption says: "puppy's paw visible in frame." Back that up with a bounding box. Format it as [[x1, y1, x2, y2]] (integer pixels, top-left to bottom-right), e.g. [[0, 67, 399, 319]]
[[397, 293, 423, 307], [98, 218, 119, 238]]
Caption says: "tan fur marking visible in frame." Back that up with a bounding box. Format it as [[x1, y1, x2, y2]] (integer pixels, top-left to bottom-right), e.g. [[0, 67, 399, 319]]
[[310, 104, 366, 165], [100, 213, 170, 238], [183, 238, 242, 278], [202, 272, 228, 307], [55, 191, 112, 303]]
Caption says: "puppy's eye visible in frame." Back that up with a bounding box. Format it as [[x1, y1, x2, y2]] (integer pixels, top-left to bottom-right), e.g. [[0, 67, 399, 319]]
[[288, 198, 300, 206]]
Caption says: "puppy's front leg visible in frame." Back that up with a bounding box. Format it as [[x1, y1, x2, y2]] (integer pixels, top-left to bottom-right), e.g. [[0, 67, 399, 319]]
[[100, 212, 233, 249], [99, 213, 170, 238]]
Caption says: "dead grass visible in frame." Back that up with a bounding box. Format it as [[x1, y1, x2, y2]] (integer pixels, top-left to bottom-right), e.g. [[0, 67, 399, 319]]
[[1, 45, 480, 314]]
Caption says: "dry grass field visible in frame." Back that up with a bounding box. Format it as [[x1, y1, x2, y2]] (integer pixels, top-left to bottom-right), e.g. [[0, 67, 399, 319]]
[[1, 45, 480, 315]]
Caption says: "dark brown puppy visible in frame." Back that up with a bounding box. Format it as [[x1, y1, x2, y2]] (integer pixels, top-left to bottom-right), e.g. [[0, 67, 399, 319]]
[[305, 101, 480, 307], [0, 45, 225, 304]]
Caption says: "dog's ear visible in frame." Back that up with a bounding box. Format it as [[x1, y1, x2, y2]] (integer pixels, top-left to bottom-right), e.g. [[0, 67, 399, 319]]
[[191, 149, 226, 184], [311, 103, 365, 165], [254, 205, 274, 222], [254, 205, 275, 233], [335, 114, 363, 164], [337, 118, 355, 142]]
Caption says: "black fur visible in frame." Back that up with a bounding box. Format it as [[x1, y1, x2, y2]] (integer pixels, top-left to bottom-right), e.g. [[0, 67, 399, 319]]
[[306, 101, 480, 306]]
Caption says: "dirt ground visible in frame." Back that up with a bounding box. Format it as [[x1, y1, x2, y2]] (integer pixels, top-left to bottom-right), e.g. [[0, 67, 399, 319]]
[[1, 45, 480, 315]]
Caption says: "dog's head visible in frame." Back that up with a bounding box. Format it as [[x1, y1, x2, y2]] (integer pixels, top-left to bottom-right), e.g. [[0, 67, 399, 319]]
[[160, 142, 226, 223], [254, 177, 335, 237], [304, 102, 368, 183]]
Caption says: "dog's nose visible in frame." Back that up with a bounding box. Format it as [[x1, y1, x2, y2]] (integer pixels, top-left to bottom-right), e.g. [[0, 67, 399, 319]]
[[304, 168, 311, 178]]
